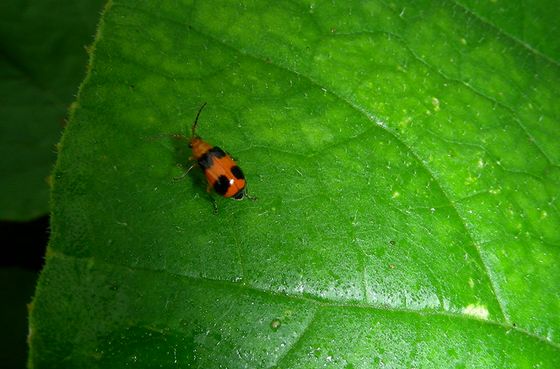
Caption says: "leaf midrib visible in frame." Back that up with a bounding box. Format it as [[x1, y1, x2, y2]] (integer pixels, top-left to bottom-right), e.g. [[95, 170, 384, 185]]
[[47, 250, 560, 351]]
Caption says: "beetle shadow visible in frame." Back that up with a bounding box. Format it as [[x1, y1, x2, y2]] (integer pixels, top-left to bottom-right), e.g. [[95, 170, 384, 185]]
[[169, 134, 190, 168], [168, 135, 208, 193]]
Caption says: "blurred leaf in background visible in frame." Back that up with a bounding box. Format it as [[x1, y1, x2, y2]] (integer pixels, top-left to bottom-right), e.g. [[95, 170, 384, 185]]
[[0, 1, 104, 368], [0, 0, 104, 221], [29, 0, 560, 368]]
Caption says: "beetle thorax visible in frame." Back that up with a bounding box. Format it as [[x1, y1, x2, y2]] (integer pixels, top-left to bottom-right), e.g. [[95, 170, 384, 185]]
[[190, 137, 213, 160]]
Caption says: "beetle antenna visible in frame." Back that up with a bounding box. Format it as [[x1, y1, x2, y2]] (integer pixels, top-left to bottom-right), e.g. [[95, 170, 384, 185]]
[[191, 102, 208, 138]]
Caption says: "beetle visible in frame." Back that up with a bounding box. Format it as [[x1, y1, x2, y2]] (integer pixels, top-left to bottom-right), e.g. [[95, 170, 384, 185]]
[[180, 103, 250, 202]]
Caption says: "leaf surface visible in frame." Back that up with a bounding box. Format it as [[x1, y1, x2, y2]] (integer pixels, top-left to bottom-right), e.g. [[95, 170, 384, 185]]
[[30, 1, 560, 367]]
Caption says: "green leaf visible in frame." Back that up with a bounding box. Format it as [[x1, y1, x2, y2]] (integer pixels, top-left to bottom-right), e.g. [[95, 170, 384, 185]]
[[30, 1, 560, 367], [455, 0, 560, 62], [0, 0, 104, 221]]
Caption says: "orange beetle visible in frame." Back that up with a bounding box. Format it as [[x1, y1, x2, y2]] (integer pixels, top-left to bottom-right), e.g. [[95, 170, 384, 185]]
[[186, 103, 248, 200]]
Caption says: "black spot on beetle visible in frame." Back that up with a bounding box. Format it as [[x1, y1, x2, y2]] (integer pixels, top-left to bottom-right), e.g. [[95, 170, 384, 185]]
[[230, 165, 245, 180], [209, 146, 227, 158], [197, 152, 213, 169], [213, 175, 230, 195]]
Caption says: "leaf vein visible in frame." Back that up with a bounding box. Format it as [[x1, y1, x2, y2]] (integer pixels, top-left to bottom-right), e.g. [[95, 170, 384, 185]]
[[450, 0, 560, 67], [48, 251, 560, 350]]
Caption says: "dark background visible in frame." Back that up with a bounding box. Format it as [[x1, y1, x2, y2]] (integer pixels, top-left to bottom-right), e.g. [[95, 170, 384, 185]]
[[0, 218, 49, 368]]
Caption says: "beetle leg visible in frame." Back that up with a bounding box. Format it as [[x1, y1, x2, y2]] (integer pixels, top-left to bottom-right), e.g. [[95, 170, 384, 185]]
[[205, 192, 218, 214], [211, 198, 218, 214], [173, 163, 195, 181], [244, 190, 257, 201]]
